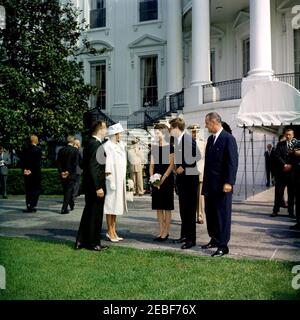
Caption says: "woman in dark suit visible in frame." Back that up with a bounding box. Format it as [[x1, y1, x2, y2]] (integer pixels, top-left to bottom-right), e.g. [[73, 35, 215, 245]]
[[150, 124, 175, 242]]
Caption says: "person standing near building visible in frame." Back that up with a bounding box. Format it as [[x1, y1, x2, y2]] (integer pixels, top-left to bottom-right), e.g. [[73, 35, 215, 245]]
[[271, 128, 296, 218], [170, 117, 200, 250], [187, 124, 206, 225], [73, 138, 83, 200], [21, 135, 42, 213], [264, 144, 275, 187], [104, 123, 127, 242], [75, 120, 108, 252], [290, 143, 300, 231], [150, 123, 175, 241], [0, 145, 11, 199], [57, 136, 80, 214], [201, 112, 238, 257], [128, 139, 145, 196]]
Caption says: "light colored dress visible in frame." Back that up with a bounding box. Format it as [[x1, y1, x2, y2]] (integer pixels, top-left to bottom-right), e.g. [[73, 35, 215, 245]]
[[104, 139, 127, 216]]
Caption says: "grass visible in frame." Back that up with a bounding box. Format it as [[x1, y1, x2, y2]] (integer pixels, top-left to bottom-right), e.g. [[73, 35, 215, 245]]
[[0, 237, 299, 300]]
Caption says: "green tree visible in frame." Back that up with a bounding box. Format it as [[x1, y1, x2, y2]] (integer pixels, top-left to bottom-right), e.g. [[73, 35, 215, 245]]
[[0, 0, 99, 151]]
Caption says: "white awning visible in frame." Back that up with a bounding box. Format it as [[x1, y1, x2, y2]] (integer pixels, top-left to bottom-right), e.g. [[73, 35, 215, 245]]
[[236, 80, 300, 135]]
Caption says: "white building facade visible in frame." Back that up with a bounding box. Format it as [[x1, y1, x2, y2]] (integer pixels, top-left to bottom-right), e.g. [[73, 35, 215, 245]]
[[72, 0, 300, 191]]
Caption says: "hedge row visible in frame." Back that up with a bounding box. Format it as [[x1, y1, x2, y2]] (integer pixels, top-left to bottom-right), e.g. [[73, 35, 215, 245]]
[[6, 168, 69, 195]]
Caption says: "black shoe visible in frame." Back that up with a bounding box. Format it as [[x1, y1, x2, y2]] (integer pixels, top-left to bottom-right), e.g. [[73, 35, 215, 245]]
[[159, 234, 169, 242], [270, 212, 278, 217], [266, 183, 270, 187], [201, 241, 218, 249], [173, 237, 186, 244], [290, 224, 300, 231], [70, 204, 74, 211], [61, 210, 70, 214], [153, 236, 162, 241], [181, 241, 196, 250], [211, 248, 229, 257]]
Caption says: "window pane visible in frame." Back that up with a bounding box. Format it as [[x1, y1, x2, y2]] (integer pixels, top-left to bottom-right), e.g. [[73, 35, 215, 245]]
[[139, 0, 158, 22], [210, 50, 216, 82], [243, 38, 250, 77], [91, 62, 106, 110], [141, 56, 158, 106], [90, 0, 106, 28]]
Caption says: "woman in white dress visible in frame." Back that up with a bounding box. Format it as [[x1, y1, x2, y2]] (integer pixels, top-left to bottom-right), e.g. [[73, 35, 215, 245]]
[[104, 123, 127, 242]]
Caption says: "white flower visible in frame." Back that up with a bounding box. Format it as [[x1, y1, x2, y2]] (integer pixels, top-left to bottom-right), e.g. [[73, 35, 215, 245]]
[[150, 173, 162, 184], [127, 179, 134, 191]]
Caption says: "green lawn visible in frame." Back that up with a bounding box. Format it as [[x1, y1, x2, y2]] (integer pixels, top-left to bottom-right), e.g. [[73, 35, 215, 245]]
[[0, 237, 299, 300]]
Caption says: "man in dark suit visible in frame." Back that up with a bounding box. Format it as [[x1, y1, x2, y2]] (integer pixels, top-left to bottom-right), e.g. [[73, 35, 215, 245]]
[[75, 120, 108, 252], [21, 135, 42, 213], [57, 136, 81, 214], [271, 128, 296, 218], [0, 145, 11, 199], [264, 144, 275, 187], [201, 112, 238, 257], [290, 144, 300, 231], [170, 117, 201, 250]]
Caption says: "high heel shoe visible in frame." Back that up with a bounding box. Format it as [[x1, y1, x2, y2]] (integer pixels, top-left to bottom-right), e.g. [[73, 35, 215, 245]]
[[159, 234, 169, 242], [153, 236, 162, 241], [106, 233, 119, 243], [116, 236, 124, 241]]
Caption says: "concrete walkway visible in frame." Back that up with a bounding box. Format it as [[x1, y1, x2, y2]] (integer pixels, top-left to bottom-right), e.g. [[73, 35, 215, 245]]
[[0, 187, 299, 261]]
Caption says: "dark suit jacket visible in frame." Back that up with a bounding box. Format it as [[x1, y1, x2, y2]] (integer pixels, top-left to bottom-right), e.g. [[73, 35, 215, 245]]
[[273, 141, 292, 175], [82, 137, 106, 195], [264, 149, 275, 171], [57, 145, 80, 179], [21, 144, 42, 175], [202, 130, 238, 195], [174, 133, 201, 177]]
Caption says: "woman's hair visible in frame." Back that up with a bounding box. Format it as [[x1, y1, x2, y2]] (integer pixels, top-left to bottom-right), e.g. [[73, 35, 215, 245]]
[[154, 123, 170, 139]]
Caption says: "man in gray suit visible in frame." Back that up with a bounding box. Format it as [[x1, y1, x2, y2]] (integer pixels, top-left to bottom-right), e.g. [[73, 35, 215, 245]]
[[0, 145, 11, 199]]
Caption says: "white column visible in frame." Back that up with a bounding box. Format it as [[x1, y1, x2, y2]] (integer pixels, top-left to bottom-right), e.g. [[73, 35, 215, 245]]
[[166, 0, 183, 96], [248, 0, 273, 78], [191, 0, 210, 86]]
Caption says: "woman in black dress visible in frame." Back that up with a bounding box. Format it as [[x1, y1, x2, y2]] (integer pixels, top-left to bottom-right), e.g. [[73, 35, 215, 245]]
[[150, 123, 175, 241]]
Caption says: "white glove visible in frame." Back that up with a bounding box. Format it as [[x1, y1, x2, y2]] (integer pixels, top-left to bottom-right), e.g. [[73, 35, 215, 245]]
[[106, 174, 116, 190]]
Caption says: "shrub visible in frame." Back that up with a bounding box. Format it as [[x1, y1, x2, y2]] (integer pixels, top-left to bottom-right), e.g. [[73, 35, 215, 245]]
[[7, 168, 64, 195]]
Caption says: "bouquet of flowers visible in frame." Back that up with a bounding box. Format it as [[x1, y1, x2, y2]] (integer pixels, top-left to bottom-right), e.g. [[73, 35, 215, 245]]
[[126, 179, 134, 202], [150, 173, 162, 189]]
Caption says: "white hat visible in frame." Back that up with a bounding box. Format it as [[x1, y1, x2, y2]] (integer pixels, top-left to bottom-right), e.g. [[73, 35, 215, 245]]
[[107, 123, 125, 136]]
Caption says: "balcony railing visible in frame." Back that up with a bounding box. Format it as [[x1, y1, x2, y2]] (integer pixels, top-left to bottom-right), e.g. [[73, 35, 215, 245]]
[[203, 78, 242, 104], [273, 72, 300, 91], [169, 90, 184, 112], [90, 8, 106, 29]]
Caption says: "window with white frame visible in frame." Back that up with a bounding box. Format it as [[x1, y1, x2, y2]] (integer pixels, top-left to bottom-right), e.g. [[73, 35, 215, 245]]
[[242, 37, 250, 77], [139, 0, 158, 22], [90, 0, 106, 29], [90, 61, 106, 109], [210, 50, 216, 83], [140, 56, 158, 107]]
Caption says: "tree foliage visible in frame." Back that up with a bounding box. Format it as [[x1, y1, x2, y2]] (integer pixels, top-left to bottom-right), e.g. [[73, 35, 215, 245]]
[[0, 0, 98, 150]]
